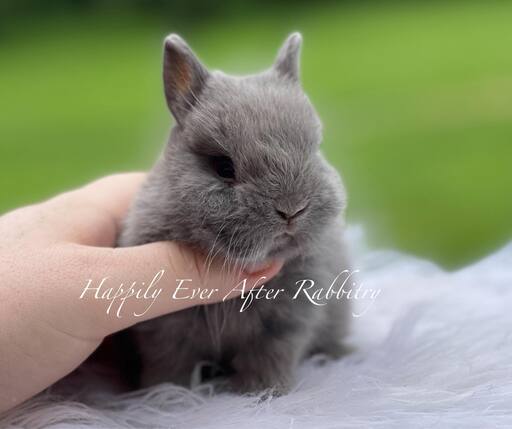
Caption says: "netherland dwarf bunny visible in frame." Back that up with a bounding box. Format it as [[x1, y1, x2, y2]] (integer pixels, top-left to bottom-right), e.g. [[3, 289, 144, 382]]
[[119, 33, 351, 393]]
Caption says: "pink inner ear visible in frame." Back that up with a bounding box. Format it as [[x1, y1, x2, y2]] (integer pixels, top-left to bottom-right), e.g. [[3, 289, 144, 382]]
[[165, 50, 192, 97], [172, 59, 192, 95]]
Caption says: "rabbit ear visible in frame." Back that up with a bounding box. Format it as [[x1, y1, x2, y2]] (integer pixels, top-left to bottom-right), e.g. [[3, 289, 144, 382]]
[[273, 32, 302, 82], [163, 34, 210, 125]]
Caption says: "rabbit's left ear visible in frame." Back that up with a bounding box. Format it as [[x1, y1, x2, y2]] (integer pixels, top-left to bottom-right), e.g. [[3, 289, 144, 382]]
[[273, 32, 302, 82], [163, 34, 210, 125]]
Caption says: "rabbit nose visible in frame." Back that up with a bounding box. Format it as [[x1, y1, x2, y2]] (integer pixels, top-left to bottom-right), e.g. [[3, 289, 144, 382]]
[[275, 203, 309, 222]]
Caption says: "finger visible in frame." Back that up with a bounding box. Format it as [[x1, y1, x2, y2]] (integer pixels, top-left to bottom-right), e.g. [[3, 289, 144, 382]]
[[43, 173, 146, 246], [58, 242, 283, 338], [75, 172, 146, 228]]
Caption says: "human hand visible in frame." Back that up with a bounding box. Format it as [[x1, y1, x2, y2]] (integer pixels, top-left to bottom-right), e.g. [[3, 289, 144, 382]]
[[0, 173, 283, 413]]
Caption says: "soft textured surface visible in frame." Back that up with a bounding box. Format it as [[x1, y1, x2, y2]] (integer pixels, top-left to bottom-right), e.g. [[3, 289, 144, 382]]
[[2, 227, 511, 428]]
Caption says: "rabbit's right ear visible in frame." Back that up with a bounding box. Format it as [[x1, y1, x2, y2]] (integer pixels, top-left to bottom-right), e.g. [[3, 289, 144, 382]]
[[273, 32, 302, 83], [163, 34, 210, 125]]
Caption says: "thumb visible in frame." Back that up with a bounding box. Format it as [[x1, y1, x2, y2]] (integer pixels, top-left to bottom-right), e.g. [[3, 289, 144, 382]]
[[70, 241, 283, 337]]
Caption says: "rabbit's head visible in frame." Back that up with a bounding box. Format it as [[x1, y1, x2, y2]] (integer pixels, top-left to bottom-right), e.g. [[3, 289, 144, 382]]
[[157, 33, 346, 266]]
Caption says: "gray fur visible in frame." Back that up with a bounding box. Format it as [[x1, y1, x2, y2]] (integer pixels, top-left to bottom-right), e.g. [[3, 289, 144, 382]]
[[119, 33, 351, 393]]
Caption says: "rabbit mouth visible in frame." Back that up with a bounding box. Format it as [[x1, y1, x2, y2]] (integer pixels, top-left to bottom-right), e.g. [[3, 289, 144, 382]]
[[266, 231, 302, 260], [275, 231, 294, 244]]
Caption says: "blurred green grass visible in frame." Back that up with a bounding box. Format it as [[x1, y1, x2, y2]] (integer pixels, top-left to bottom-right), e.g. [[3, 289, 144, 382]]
[[1, 1, 511, 268]]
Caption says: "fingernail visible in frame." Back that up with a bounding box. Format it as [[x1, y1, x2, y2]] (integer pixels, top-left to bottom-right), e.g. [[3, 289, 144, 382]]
[[244, 260, 283, 277]]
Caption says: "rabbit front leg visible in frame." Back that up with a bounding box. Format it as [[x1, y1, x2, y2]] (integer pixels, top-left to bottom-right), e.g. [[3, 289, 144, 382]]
[[228, 335, 301, 395]]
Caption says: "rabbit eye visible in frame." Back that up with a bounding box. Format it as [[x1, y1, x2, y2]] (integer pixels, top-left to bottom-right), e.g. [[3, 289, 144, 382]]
[[210, 155, 235, 181]]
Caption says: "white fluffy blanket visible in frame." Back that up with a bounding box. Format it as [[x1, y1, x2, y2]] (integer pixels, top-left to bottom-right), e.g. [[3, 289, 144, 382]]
[[2, 227, 511, 428]]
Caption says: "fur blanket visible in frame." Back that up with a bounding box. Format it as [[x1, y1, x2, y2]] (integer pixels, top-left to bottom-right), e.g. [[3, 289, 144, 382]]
[[2, 227, 511, 428]]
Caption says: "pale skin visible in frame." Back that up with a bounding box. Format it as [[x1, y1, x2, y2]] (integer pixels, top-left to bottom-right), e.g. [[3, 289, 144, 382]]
[[0, 173, 282, 414]]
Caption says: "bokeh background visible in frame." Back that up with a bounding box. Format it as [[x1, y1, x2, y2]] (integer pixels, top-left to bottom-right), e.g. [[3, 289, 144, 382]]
[[1, 0, 511, 268]]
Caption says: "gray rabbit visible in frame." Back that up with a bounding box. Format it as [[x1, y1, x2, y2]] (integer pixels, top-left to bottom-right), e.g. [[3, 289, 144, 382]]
[[118, 33, 351, 394]]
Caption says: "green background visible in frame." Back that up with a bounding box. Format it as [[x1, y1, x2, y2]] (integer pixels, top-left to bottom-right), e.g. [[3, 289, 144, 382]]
[[1, 1, 511, 268]]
